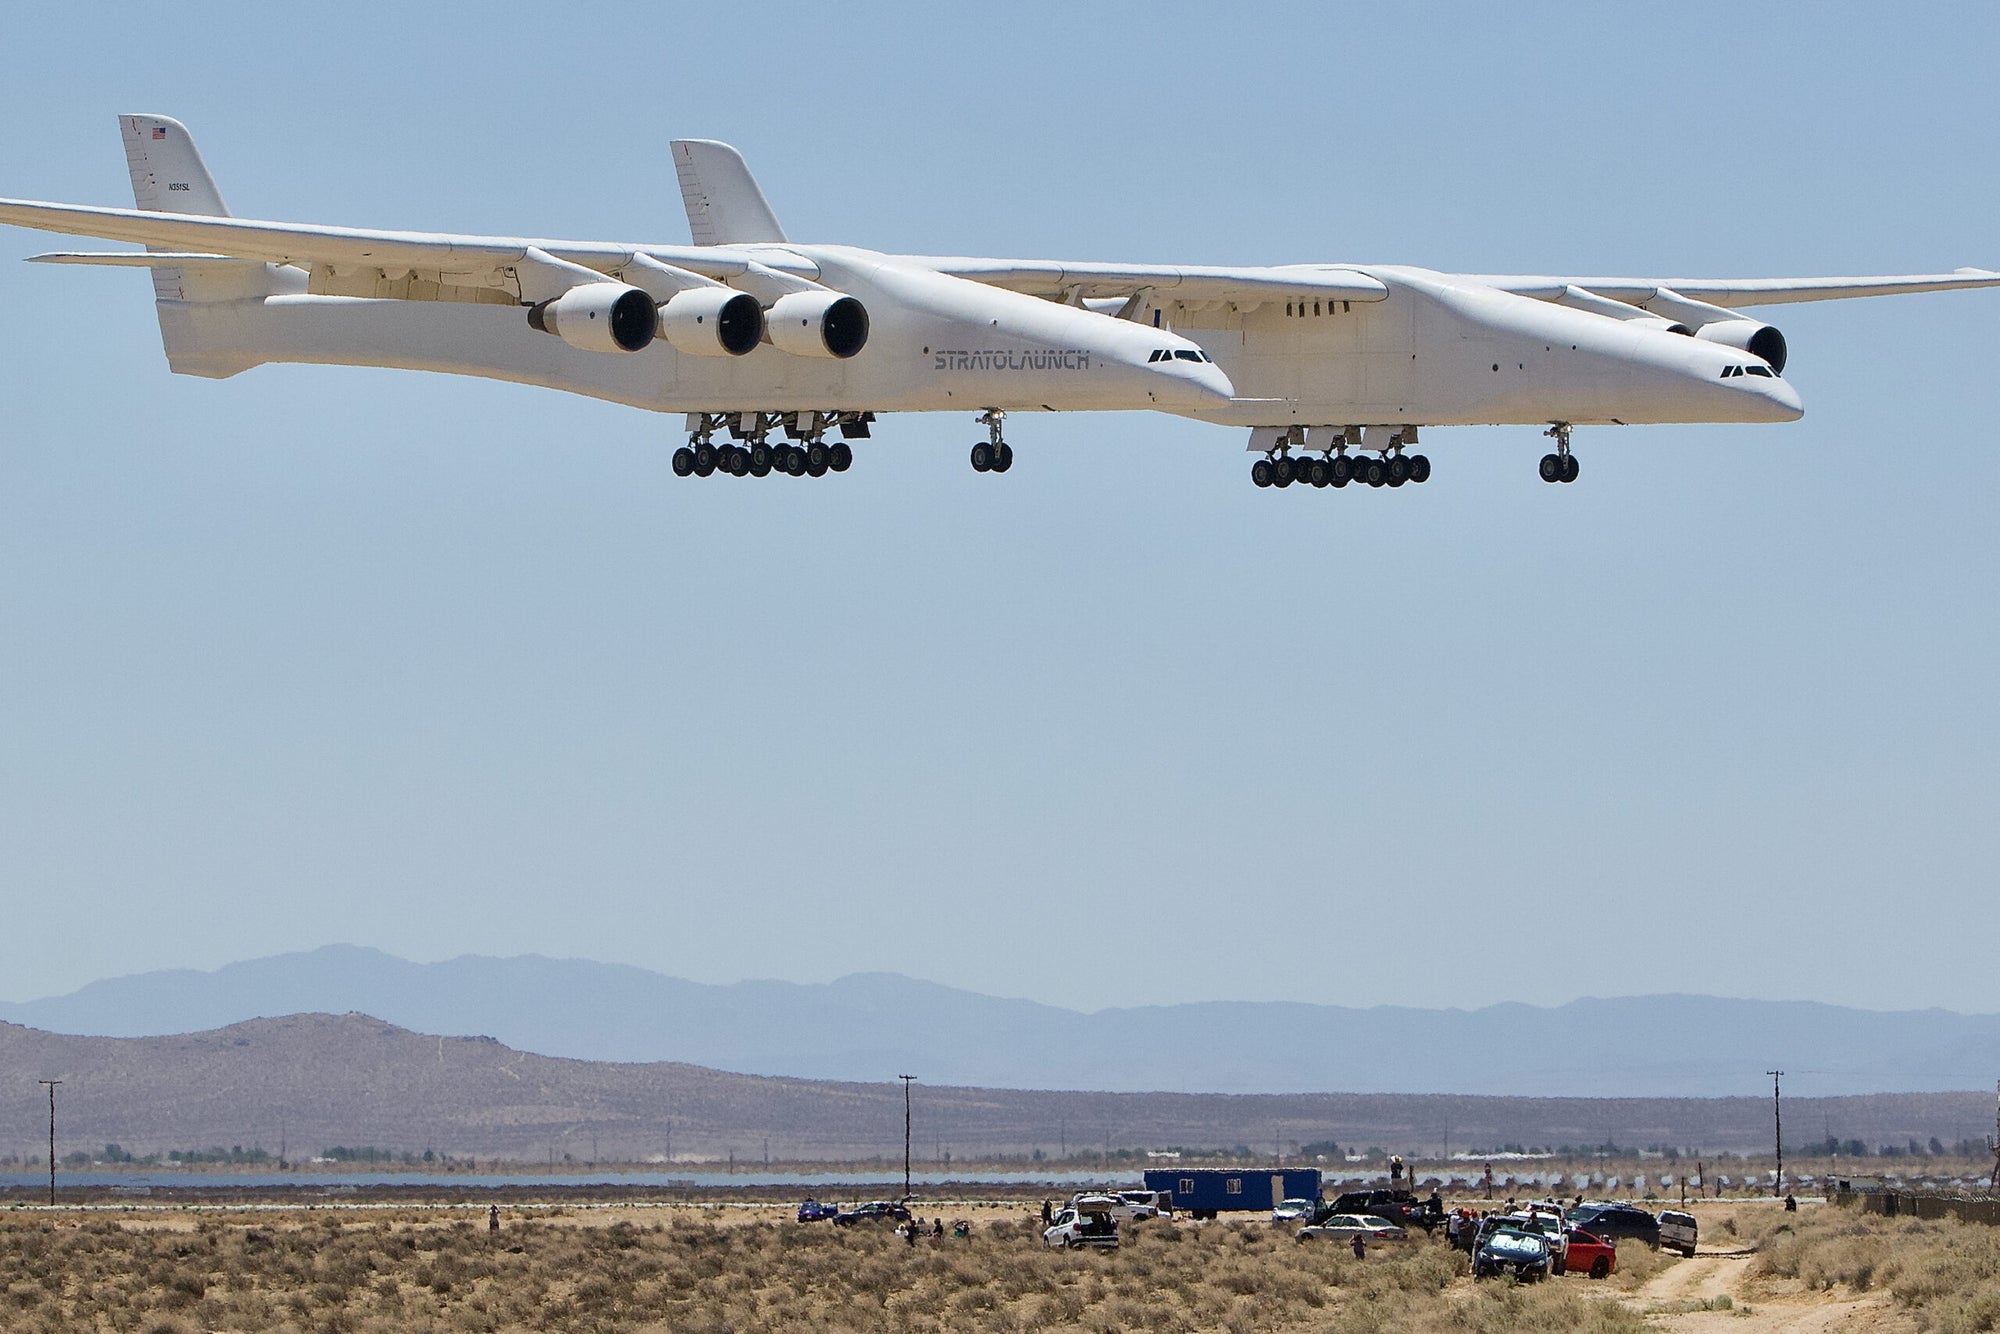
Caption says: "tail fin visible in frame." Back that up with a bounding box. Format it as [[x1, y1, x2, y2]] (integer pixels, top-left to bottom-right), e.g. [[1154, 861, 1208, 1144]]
[[116, 114, 277, 378], [120, 114, 230, 218], [671, 140, 787, 245]]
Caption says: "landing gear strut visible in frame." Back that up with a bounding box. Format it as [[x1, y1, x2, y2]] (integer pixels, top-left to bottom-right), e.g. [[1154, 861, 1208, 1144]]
[[1539, 424, 1580, 483], [970, 409, 1014, 473], [1250, 426, 1429, 492]]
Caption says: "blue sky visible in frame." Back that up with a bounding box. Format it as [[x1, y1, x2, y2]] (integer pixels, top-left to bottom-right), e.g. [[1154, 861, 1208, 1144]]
[[1, 2, 1995, 1016]]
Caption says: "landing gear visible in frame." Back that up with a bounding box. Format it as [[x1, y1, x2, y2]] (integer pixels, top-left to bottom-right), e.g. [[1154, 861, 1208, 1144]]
[[1541, 424, 1579, 483], [676, 411, 864, 479], [971, 410, 1014, 473], [1247, 442, 1431, 492]]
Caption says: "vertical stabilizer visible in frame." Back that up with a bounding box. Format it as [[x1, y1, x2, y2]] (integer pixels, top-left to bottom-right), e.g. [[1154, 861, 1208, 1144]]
[[116, 113, 276, 378], [672, 139, 787, 245]]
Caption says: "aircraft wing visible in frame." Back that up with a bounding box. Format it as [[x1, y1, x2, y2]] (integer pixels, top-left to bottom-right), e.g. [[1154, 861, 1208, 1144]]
[[0, 195, 777, 299], [1477, 270, 2000, 309], [918, 256, 1389, 304]]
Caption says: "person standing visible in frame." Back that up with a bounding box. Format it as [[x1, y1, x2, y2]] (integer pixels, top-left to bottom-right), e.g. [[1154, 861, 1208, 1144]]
[[1351, 1234, 1366, 1260]]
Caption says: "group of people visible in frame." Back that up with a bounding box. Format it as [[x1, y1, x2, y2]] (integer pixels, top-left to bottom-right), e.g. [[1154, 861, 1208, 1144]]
[[898, 1216, 970, 1244]]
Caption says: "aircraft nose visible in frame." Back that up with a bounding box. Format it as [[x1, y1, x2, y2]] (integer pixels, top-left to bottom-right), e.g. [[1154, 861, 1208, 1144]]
[[1148, 356, 1236, 408], [1759, 375, 1804, 422]]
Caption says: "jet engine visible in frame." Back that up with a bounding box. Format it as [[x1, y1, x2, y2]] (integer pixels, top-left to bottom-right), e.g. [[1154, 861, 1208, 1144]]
[[1694, 319, 1787, 373], [526, 282, 657, 353], [657, 287, 765, 357], [765, 290, 870, 359]]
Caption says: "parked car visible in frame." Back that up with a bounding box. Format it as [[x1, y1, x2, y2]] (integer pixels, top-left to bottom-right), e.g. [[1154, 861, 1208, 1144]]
[[1070, 1190, 1158, 1223], [1491, 1212, 1569, 1272], [1044, 1198, 1120, 1250], [1118, 1189, 1173, 1218], [1272, 1197, 1318, 1224], [1295, 1213, 1409, 1244], [1561, 1228, 1617, 1279], [1569, 1202, 1660, 1249], [832, 1201, 910, 1227], [1658, 1210, 1699, 1257], [1325, 1189, 1446, 1233], [796, 1198, 840, 1222], [1474, 1227, 1552, 1281]]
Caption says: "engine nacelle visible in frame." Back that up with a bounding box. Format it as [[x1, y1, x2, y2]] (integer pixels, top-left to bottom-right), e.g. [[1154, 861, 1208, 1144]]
[[656, 287, 765, 357], [526, 282, 657, 353], [1695, 320, 1787, 374], [765, 290, 870, 359]]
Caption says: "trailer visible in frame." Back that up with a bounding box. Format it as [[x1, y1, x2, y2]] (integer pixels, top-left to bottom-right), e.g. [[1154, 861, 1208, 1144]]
[[1142, 1168, 1322, 1220]]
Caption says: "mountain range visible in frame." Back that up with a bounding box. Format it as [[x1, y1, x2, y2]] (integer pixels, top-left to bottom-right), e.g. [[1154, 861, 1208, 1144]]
[[2, 1013, 1989, 1164], [3, 946, 1995, 1098]]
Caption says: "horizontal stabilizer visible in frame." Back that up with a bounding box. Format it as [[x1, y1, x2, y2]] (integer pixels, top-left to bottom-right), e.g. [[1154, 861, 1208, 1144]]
[[30, 250, 256, 268]]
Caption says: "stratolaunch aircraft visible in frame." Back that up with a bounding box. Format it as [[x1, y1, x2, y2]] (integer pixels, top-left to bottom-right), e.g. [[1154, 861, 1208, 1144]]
[[2, 115, 1996, 488]]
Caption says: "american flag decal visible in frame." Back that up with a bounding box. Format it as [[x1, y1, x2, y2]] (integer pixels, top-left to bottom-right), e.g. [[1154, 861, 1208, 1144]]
[[152, 126, 167, 140]]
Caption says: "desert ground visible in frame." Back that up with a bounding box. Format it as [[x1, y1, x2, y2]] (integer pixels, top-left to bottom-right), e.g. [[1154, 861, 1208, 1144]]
[[0, 1194, 1992, 1333]]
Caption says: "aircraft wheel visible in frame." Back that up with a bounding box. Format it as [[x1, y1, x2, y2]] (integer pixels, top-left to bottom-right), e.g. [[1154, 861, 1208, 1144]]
[[784, 446, 807, 476], [1409, 454, 1432, 484], [806, 450, 829, 478], [1251, 458, 1274, 488], [1561, 453, 1580, 483], [1330, 455, 1353, 487], [971, 441, 993, 472], [749, 442, 771, 473], [1273, 456, 1296, 487], [993, 443, 1013, 473], [672, 447, 695, 478], [693, 442, 717, 475], [1539, 452, 1563, 482], [1387, 454, 1412, 486], [1306, 458, 1330, 487], [1362, 457, 1387, 487], [829, 442, 853, 472], [731, 447, 753, 476]]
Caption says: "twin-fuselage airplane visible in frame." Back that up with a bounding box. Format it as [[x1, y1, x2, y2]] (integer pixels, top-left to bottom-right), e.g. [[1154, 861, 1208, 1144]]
[[3, 116, 1995, 488]]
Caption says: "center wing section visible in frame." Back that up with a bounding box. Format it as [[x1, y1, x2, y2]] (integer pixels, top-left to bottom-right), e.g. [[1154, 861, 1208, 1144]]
[[917, 256, 1388, 306]]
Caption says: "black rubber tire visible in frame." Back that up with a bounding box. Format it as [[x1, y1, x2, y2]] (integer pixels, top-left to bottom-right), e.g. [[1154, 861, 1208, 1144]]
[[1330, 455, 1352, 487], [1307, 458, 1330, 487], [694, 442, 717, 474], [1362, 458, 1386, 487], [971, 442, 992, 472], [829, 442, 853, 472], [1562, 453, 1580, 483], [784, 447, 807, 476], [1274, 456, 1296, 486], [993, 444, 1013, 473], [1251, 459, 1274, 488], [1388, 454, 1411, 485], [1409, 454, 1432, 484], [1539, 452, 1563, 482], [806, 450, 829, 478], [749, 442, 771, 473], [1590, 1256, 1610, 1279], [671, 447, 695, 477]]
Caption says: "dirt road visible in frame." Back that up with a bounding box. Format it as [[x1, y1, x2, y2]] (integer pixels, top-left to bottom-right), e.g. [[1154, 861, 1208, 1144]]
[[1624, 1253, 1913, 1334]]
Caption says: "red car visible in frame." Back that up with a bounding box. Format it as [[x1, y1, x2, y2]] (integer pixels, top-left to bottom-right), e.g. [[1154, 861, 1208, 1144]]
[[1562, 1228, 1617, 1279]]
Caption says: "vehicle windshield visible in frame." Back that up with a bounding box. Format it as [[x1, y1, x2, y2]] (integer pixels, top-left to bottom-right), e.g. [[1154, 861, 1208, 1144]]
[[1485, 1231, 1547, 1258]]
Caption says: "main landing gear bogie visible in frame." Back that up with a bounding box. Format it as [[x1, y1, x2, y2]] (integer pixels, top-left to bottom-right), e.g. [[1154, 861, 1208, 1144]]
[[674, 411, 859, 480], [1251, 450, 1431, 491]]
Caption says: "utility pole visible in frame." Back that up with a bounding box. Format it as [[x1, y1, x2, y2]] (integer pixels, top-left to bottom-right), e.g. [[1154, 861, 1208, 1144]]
[[898, 1075, 916, 1201], [1989, 1079, 1999, 1192], [1767, 1070, 1784, 1198], [38, 1081, 61, 1206]]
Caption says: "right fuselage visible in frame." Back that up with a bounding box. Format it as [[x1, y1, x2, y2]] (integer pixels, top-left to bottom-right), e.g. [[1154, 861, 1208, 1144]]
[[1172, 265, 1801, 429]]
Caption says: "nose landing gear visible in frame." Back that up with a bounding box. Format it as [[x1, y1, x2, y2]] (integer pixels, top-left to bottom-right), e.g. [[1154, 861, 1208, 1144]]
[[1540, 424, 1580, 483], [970, 409, 1014, 473]]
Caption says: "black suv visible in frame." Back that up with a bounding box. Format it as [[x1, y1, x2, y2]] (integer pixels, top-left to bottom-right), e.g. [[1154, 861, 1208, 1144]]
[[1322, 1190, 1446, 1233], [1568, 1202, 1660, 1248]]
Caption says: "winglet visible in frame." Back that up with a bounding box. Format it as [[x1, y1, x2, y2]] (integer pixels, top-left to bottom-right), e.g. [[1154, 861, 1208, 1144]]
[[671, 140, 786, 246]]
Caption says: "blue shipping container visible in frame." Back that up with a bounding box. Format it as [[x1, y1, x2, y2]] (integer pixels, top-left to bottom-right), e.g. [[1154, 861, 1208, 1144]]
[[1143, 1168, 1322, 1218]]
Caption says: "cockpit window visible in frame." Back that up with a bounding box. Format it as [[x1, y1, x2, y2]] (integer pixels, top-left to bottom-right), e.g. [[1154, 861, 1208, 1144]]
[[1174, 349, 1202, 362], [1744, 365, 1773, 377]]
